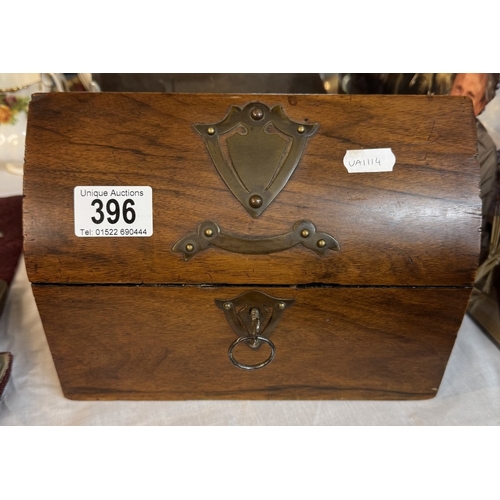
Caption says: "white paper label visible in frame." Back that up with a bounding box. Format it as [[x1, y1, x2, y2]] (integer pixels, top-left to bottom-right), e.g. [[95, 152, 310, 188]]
[[74, 186, 153, 237], [343, 148, 396, 173]]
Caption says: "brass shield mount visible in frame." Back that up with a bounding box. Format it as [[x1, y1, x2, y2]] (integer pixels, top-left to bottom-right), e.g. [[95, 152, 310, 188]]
[[193, 101, 318, 218]]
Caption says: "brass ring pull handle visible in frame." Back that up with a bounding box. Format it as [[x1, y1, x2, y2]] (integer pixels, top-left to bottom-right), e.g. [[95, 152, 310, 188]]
[[216, 290, 295, 371], [228, 335, 276, 370], [173, 220, 340, 260]]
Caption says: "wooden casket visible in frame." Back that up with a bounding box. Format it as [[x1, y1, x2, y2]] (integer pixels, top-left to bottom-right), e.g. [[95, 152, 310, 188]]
[[23, 92, 480, 400]]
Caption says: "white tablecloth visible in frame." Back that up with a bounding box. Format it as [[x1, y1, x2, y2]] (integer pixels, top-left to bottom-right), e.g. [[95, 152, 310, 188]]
[[1, 167, 499, 425]]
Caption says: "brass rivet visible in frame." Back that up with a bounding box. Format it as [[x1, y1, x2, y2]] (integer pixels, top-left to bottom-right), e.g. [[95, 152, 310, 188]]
[[186, 243, 194, 252], [204, 228, 213, 237], [278, 302, 286, 310], [249, 195, 263, 208], [297, 125, 305, 134], [317, 239, 326, 248], [301, 229, 310, 238], [207, 127, 215, 135], [250, 107, 264, 120], [224, 302, 232, 310]]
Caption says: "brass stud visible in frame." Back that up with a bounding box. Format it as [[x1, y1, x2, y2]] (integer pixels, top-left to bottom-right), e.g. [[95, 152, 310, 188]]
[[301, 229, 310, 238], [207, 127, 215, 135], [186, 243, 194, 252], [249, 195, 263, 208], [278, 302, 286, 310], [224, 302, 232, 310], [204, 228, 213, 237], [317, 239, 326, 248], [297, 125, 305, 134], [250, 107, 264, 120]]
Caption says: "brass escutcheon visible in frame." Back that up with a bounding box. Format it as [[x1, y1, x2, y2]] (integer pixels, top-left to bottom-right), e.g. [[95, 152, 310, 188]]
[[216, 290, 295, 370]]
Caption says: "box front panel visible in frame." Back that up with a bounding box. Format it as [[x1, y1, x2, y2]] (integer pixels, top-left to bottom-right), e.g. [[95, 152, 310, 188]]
[[33, 285, 469, 400]]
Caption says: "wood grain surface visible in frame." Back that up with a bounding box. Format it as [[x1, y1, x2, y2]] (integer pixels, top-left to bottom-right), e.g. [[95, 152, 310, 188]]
[[33, 285, 469, 400], [24, 93, 480, 286]]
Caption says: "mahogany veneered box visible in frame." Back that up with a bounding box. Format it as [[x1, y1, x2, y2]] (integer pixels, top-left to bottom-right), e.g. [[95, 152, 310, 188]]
[[23, 92, 480, 400]]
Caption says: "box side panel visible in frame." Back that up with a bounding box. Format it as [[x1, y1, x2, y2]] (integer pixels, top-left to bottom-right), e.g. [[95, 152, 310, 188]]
[[33, 285, 469, 400], [24, 93, 480, 286]]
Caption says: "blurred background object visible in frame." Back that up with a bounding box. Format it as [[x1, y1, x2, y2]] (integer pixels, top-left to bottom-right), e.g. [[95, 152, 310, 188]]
[[337, 73, 454, 95], [0, 73, 67, 175], [77, 73, 101, 92], [0, 280, 7, 317], [0, 352, 12, 400], [0, 195, 23, 400], [92, 73, 326, 93], [320, 73, 339, 94]]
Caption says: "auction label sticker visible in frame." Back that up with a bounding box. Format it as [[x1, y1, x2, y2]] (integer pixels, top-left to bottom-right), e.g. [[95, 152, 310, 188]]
[[74, 186, 153, 237], [343, 148, 396, 173]]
